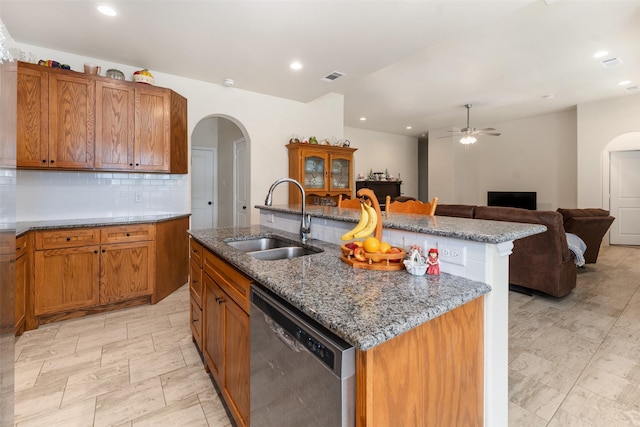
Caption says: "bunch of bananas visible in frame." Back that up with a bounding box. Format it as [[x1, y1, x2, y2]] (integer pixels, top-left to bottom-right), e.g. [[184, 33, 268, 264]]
[[341, 201, 378, 240]]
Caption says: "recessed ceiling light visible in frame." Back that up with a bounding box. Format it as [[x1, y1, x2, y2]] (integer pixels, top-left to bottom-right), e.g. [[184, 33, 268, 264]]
[[618, 80, 632, 86], [290, 61, 303, 70], [593, 50, 609, 59], [97, 5, 117, 16], [359, 117, 366, 121], [406, 126, 412, 130]]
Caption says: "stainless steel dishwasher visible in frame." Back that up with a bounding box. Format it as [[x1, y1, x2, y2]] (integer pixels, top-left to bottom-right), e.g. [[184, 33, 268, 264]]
[[250, 284, 355, 427]]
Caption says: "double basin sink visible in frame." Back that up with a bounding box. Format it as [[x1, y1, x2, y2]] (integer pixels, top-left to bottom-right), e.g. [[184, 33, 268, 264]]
[[226, 236, 323, 261]]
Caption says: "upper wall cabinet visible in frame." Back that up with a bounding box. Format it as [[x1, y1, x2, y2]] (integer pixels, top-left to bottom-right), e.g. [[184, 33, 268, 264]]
[[17, 62, 188, 174]]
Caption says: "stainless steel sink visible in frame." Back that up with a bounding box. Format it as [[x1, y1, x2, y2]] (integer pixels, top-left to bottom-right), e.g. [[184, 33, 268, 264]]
[[225, 236, 323, 261], [226, 237, 293, 252], [247, 246, 319, 261]]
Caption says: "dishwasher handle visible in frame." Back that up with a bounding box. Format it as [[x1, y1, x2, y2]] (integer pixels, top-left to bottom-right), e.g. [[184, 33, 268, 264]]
[[264, 314, 301, 352]]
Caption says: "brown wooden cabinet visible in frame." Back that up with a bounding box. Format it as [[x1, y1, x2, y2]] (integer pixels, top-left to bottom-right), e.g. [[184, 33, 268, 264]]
[[287, 143, 357, 205], [17, 62, 188, 173], [95, 80, 135, 170], [34, 228, 101, 316], [29, 217, 188, 327], [193, 245, 250, 427], [189, 239, 204, 350], [99, 224, 155, 303], [16, 64, 48, 168], [15, 234, 29, 335], [48, 72, 95, 169]]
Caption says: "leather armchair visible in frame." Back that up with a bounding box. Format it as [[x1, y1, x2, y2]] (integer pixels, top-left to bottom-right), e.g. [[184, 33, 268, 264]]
[[557, 208, 615, 264]]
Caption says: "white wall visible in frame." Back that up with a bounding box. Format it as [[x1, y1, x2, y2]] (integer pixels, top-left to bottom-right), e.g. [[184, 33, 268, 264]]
[[344, 127, 419, 198], [15, 43, 345, 224], [577, 92, 640, 208], [428, 109, 577, 210]]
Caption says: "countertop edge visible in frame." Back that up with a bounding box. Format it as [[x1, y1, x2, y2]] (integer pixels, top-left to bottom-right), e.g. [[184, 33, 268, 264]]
[[17, 213, 191, 236]]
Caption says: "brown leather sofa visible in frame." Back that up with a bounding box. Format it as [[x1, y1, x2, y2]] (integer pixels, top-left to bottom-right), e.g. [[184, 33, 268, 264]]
[[436, 204, 576, 297], [556, 208, 615, 264]]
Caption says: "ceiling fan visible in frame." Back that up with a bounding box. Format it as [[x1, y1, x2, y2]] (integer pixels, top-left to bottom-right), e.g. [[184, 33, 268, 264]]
[[442, 104, 501, 144]]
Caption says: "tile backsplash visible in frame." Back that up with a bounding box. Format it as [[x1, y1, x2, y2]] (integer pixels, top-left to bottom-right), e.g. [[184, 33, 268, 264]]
[[17, 170, 190, 221]]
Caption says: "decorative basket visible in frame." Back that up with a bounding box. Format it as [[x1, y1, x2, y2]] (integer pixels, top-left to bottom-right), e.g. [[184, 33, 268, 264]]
[[133, 74, 154, 85]]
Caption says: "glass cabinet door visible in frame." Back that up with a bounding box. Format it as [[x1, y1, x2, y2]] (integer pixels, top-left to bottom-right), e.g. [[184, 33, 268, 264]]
[[330, 157, 351, 190], [304, 155, 326, 189]]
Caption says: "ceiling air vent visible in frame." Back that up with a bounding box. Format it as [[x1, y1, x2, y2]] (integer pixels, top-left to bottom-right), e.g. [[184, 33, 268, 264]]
[[625, 85, 639, 92], [600, 57, 623, 68], [321, 71, 345, 82]]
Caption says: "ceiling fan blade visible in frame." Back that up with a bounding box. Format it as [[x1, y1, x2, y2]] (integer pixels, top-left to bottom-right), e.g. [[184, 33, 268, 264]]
[[437, 134, 462, 139], [474, 132, 501, 136], [477, 127, 496, 131]]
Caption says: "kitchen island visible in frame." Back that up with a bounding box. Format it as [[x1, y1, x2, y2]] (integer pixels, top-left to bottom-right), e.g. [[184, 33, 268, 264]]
[[189, 207, 544, 426]]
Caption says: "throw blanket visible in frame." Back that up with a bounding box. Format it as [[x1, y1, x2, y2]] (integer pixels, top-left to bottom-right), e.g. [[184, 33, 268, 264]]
[[566, 233, 587, 267]]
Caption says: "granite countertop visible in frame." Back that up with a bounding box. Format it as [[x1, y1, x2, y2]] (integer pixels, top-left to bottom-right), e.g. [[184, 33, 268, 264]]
[[258, 204, 547, 244], [16, 213, 191, 236], [188, 225, 491, 351]]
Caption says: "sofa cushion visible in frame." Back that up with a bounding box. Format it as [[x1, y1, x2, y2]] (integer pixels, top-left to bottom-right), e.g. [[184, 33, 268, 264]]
[[556, 208, 610, 222], [435, 204, 476, 218]]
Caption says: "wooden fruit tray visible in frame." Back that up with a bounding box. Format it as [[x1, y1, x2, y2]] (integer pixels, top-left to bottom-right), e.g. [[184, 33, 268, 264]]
[[339, 188, 406, 271], [340, 243, 406, 271]]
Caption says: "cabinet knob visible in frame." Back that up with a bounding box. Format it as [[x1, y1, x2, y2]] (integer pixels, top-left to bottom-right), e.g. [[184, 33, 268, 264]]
[[208, 201, 212, 205], [215, 297, 224, 304], [126, 233, 130, 237], [50, 160, 55, 164], [94, 250, 98, 254], [66, 237, 71, 241], [135, 163, 140, 167], [42, 159, 47, 164], [129, 163, 133, 167], [102, 249, 106, 253]]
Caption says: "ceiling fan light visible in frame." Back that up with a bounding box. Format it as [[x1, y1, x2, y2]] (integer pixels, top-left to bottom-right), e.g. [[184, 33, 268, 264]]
[[460, 135, 477, 145]]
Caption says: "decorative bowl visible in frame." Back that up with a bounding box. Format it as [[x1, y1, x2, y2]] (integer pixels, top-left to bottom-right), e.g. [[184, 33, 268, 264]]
[[133, 74, 154, 85]]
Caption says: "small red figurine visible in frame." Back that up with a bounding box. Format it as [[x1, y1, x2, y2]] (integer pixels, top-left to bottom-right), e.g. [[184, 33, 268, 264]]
[[426, 248, 440, 275]]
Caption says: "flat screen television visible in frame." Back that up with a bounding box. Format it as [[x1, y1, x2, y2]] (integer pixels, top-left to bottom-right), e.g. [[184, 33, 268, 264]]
[[487, 191, 537, 210]]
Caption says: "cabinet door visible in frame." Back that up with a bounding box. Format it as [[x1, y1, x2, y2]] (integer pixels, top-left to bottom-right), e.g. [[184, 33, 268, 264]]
[[135, 86, 170, 172], [224, 297, 250, 427], [34, 245, 100, 315], [329, 153, 352, 192], [48, 73, 95, 169], [302, 150, 328, 191], [95, 81, 135, 170], [99, 241, 154, 303], [203, 273, 225, 384], [15, 252, 27, 334], [17, 64, 48, 168]]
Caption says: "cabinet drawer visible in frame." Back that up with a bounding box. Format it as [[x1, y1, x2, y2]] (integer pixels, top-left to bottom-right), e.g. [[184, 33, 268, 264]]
[[203, 250, 251, 314], [101, 224, 155, 244], [190, 258, 203, 308], [190, 296, 202, 351], [16, 234, 29, 259], [190, 238, 203, 267], [35, 228, 100, 250]]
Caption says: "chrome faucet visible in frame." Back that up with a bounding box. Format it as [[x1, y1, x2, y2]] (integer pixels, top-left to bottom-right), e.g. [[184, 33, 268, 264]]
[[265, 178, 311, 243]]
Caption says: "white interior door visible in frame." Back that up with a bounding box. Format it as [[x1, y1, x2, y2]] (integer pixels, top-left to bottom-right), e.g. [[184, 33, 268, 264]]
[[191, 147, 216, 229], [233, 138, 248, 227], [610, 150, 640, 245]]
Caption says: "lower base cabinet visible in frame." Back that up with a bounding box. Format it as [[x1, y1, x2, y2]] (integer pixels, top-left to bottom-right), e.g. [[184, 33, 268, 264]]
[[26, 217, 188, 328], [194, 246, 250, 427]]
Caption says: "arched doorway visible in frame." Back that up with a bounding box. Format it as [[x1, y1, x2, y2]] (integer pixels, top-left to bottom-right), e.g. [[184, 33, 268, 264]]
[[191, 115, 250, 229], [601, 132, 640, 245]]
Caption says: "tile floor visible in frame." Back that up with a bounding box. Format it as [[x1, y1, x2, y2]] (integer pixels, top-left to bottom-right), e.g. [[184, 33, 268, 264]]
[[509, 245, 640, 426], [13, 245, 640, 426], [14, 284, 231, 427]]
